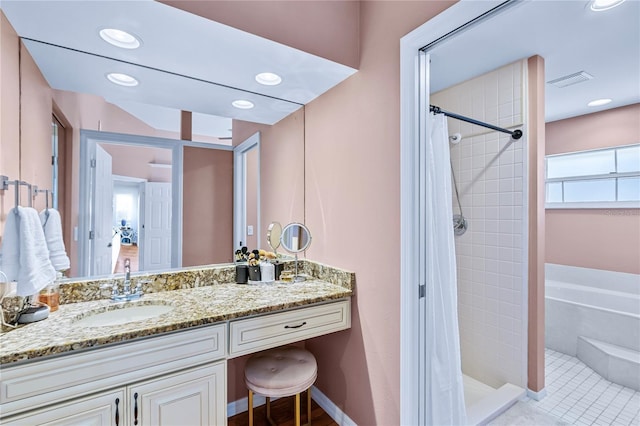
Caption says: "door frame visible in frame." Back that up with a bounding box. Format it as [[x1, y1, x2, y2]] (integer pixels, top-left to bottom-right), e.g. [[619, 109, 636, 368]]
[[112, 174, 147, 271], [399, 1, 525, 423], [233, 132, 261, 251], [79, 130, 184, 276]]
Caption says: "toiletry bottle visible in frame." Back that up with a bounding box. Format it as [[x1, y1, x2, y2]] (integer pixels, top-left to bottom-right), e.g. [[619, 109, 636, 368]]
[[260, 261, 275, 283], [236, 264, 248, 284], [39, 272, 62, 312]]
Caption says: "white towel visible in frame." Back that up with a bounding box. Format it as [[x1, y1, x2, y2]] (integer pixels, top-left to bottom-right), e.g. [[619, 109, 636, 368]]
[[0, 209, 20, 282], [0, 207, 56, 296], [40, 209, 71, 271]]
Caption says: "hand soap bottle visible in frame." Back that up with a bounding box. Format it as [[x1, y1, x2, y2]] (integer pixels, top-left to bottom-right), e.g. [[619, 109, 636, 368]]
[[39, 272, 62, 312]]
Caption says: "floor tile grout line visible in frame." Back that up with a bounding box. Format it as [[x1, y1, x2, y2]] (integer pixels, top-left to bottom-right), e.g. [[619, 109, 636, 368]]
[[525, 349, 640, 426]]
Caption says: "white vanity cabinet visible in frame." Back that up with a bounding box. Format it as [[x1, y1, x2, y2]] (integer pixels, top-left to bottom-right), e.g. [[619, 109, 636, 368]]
[[0, 325, 226, 425], [1, 390, 125, 426], [2, 363, 225, 426], [1, 298, 352, 425], [128, 362, 225, 426]]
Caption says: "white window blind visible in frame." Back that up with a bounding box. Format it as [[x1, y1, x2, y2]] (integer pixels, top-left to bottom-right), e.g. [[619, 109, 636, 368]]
[[545, 143, 640, 208]]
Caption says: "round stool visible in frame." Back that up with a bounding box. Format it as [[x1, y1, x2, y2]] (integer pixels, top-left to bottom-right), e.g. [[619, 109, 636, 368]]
[[244, 346, 317, 426]]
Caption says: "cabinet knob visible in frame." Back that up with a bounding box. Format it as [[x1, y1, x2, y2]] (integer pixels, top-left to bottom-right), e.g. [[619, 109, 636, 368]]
[[115, 398, 120, 426]]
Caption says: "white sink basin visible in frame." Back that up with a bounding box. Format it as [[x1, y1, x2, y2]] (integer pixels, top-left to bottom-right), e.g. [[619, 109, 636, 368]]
[[74, 304, 174, 327]]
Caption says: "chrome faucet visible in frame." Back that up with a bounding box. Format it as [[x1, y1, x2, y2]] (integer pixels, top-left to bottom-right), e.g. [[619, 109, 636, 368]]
[[123, 262, 131, 295], [106, 258, 144, 302]]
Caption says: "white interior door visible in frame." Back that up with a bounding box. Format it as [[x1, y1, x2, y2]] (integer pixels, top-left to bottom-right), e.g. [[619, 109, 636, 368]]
[[142, 182, 172, 271], [92, 145, 113, 276]]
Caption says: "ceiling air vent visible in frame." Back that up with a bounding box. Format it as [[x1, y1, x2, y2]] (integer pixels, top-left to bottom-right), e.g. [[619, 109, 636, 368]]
[[547, 71, 594, 88]]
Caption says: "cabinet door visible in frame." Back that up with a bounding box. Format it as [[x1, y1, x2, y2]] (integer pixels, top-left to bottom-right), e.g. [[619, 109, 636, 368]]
[[129, 362, 226, 426], [2, 390, 125, 426]]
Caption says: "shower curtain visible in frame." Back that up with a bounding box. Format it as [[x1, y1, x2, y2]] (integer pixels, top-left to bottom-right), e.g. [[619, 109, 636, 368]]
[[424, 112, 467, 425]]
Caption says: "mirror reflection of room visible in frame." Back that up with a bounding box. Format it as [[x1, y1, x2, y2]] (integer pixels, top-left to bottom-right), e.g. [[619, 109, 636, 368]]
[[0, 0, 339, 279], [102, 143, 173, 276]]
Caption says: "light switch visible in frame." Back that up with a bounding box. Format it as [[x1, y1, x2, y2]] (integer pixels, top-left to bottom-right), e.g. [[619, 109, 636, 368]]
[[247, 225, 254, 236]]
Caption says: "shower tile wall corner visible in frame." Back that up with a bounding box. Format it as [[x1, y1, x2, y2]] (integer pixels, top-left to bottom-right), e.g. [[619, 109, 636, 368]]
[[432, 60, 528, 390]]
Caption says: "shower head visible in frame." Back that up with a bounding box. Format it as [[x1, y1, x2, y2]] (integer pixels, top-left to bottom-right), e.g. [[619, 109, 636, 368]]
[[449, 133, 462, 144]]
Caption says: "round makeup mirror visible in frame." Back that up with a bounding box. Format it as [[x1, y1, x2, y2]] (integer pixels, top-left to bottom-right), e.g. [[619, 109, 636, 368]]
[[266, 222, 282, 253], [280, 223, 311, 282], [280, 223, 312, 253]]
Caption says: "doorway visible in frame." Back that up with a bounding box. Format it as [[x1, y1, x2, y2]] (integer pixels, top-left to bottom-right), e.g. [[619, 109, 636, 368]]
[[399, 1, 543, 424], [79, 130, 182, 277]]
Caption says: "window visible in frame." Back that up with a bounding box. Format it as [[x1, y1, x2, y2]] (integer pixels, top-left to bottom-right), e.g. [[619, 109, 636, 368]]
[[545, 144, 640, 208]]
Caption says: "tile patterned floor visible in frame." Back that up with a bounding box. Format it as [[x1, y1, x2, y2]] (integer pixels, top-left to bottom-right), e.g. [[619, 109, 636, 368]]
[[523, 349, 640, 426]]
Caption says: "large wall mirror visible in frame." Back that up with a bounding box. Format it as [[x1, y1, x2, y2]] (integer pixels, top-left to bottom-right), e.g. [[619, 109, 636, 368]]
[[0, 1, 355, 279]]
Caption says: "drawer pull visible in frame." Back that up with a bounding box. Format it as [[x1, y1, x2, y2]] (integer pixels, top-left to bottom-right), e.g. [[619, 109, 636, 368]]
[[115, 398, 120, 426], [284, 321, 307, 329]]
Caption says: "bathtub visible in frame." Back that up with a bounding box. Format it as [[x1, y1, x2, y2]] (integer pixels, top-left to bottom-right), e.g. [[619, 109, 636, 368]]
[[545, 263, 640, 356]]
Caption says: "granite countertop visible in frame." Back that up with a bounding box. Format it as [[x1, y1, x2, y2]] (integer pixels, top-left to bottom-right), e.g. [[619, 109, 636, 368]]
[[0, 278, 352, 366]]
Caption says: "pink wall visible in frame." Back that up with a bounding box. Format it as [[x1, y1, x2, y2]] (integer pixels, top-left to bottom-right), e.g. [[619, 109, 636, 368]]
[[546, 104, 640, 274], [527, 56, 546, 393], [182, 147, 233, 266], [160, 0, 360, 69], [303, 2, 453, 424], [0, 13, 52, 238], [0, 12, 21, 239]]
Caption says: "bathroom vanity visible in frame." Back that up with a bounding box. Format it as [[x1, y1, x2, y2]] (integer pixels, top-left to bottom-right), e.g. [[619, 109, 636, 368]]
[[0, 261, 354, 425]]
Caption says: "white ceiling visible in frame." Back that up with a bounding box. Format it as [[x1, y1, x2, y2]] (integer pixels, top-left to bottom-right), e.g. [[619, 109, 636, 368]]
[[1, 0, 357, 139], [2, 0, 636, 132], [430, 0, 640, 122]]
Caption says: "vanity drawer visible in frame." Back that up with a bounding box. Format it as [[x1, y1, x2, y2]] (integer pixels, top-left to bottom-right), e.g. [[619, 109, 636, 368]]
[[0, 324, 226, 418], [229, 299, 351, 357]]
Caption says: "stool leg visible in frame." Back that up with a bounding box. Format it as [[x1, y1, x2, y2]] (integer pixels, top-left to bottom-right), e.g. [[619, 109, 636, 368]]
[[295, 393, 301, 426], [307, 388, 312, 426], [266, 396, 271, 419], [265, 397, 277, 426], [248, 390, 254, 426]]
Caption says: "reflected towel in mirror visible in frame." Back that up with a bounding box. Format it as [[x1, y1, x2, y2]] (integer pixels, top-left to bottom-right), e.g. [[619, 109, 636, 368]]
[[40, 208, 70, 271]]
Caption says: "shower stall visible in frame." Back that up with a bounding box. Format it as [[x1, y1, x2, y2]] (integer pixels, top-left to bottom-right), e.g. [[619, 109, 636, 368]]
[[427, 59, 530, 424]]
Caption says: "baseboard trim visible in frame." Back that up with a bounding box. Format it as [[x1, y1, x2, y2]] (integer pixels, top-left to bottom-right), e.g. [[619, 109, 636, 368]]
[[227, 393, 271, 418], [526, 387, 547, 401], [227, 386, 357, 425], [311, 386, 357, 426]]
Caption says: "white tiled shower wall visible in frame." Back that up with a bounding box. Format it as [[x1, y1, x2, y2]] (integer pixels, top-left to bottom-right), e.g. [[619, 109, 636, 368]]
[[431, 60, 528, 389]]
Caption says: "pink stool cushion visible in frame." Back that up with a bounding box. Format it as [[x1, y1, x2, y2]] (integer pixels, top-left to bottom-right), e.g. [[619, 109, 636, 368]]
[[245, 346, 317, 398]]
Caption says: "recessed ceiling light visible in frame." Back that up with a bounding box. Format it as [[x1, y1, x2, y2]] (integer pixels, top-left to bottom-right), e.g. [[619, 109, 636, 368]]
[[99, 28, 141, 49], [587, 98, 612, 107], [255, 72, 282, 86], [590, 0, 626, 11], [232, 100, 254, 109], [106, 72, 139, 87]]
